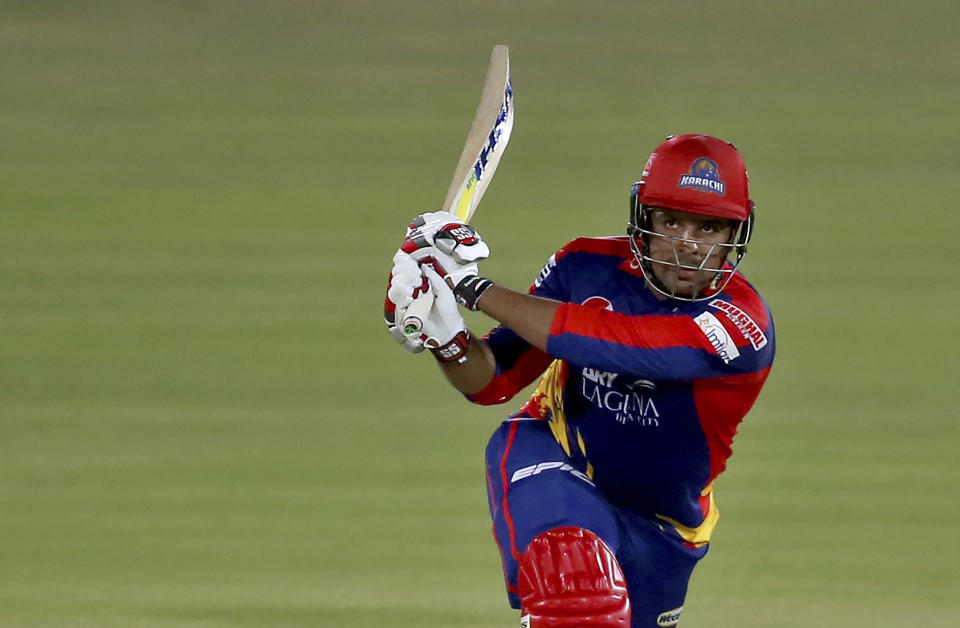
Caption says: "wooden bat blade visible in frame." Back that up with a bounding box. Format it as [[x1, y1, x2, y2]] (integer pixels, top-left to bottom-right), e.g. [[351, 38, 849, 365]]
[[441, 44, 513, 222], [402, 45, 513, 337]]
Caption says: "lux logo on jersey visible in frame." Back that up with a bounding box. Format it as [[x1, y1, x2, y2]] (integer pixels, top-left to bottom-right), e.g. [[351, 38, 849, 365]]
[[581, 367, 660, 426]]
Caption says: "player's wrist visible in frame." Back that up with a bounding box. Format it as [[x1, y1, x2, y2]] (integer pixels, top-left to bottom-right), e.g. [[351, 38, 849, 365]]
[[430, 329, 471, 364], [454, 276, 495, 311]]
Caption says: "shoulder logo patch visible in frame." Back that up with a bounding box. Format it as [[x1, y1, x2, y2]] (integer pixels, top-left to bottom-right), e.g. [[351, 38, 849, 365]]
[[694, 312, 740, 363], [708, 298, 768, 350], [534, 254, 557, 288]]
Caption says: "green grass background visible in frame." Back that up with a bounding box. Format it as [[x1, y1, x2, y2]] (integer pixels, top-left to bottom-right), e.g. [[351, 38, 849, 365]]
[[2, 1, 958, 626]]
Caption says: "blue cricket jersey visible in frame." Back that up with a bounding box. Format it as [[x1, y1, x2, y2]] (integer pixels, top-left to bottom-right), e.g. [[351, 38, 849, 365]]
[[468, 236, 775, 546]]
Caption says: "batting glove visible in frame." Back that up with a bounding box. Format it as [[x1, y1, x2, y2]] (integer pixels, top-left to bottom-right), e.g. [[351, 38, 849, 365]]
[[384, 250, 428, 354], [403, 213, 490, 266], [403, 228, 488, 292], [420, 266, 470, 363], [404, 211, 453, 239]]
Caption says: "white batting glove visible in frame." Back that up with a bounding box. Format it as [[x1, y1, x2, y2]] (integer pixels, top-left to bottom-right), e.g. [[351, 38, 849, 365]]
[[420, 266, 467, 348], [403, 213, 490, 266], [401, 221, 488, 291], [421, 266, 471, 363], [384, 250, 429, 354], [405, 211, 453, 239], [410, 246, 481, 290]]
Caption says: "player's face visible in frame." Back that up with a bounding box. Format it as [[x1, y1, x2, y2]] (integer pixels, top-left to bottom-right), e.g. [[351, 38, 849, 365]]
[[645, 208, 735, 299]]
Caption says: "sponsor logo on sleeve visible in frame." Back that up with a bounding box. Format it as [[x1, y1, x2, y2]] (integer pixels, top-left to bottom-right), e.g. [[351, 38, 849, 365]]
[[656, 605, 683, 626], [534, 254, 557, 288], [708, 298, 768, 350], [694, 312, 741, 363]]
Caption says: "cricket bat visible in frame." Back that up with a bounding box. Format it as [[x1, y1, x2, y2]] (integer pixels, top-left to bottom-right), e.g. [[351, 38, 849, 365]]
[[402, 45, 514, 336]]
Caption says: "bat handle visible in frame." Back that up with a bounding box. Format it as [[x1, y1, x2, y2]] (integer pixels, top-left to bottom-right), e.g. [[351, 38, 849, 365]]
[[402, 290, 435, 336]]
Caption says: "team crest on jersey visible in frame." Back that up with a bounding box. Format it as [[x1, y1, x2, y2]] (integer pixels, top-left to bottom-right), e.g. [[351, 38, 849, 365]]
[[581, 296, 613, 311], [678, 157, 726, 195]]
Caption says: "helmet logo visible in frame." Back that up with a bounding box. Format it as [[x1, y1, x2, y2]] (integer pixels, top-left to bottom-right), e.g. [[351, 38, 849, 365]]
[[678, 157, 726, 195]]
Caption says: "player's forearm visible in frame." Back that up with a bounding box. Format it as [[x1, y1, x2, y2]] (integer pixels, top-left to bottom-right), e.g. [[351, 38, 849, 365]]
[[437, 334, 498, 395], [476, 284, 560, 353]]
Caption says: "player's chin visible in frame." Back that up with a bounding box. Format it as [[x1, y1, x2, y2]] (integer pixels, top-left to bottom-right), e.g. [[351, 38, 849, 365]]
[[662, 274, 709, 298], [669, 285, 700, 299]]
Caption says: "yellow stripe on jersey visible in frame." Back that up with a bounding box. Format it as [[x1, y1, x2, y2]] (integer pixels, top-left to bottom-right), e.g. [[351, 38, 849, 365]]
[[655, 485, 720, 548], [576, 430, 595, 480], [529, 359, 587, 459]]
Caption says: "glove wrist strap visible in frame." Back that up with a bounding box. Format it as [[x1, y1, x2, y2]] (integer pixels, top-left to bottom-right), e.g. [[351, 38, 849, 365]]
[[431, 330, 471, 364], [454, 276, 494, 311]]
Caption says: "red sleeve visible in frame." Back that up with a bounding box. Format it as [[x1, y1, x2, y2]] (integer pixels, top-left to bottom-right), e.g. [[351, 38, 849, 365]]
[[465, 329, 554, 406], [550, 305, 711, 351], [547, 294, 774, 381]]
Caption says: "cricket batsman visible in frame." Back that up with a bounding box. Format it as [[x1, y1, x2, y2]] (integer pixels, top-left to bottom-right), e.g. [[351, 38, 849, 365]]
[[384, 134, 776, 627]]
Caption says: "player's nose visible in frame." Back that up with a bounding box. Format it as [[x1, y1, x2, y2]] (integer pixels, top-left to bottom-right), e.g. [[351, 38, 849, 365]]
[[675, 227, 701, 253]]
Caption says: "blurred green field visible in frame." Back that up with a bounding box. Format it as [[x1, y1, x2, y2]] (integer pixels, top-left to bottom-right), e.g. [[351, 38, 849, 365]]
[[1, 1, 958, 627]]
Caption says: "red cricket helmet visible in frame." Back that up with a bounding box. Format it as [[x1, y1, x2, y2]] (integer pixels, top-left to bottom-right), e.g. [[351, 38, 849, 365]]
[[636, 134, 753, 220], [627, 134, 756, 301]]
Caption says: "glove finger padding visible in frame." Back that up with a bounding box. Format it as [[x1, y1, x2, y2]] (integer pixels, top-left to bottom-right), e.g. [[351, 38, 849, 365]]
[[403, 241, 478, 288], [388, 250, 431, 309], [385, 250, 429, 354], [421, 265, 467, 350], [406, 211, 455, 238], [417, 253, 479, 290]]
